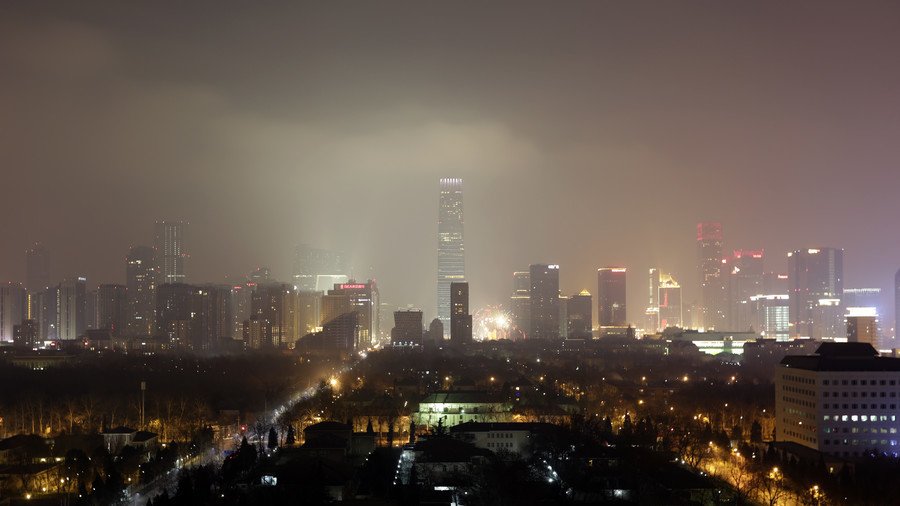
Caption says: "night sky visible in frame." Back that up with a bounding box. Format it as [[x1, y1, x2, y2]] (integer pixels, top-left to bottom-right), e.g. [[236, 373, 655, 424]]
[[2, 2, 899, 325]]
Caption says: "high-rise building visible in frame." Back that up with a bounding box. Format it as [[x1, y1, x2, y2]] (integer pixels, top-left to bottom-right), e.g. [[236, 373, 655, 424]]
[[566, 290, 592, 339], [450, 282, 472, 345], [846, 312, 878, 346], [323, 281, 379, 349], [96, 284, 128, 335], [437, 178, 465, 332], [154, 221, 188, 284], [844, 288, 884, 347], [0, 282, 26, 342], [297, 290, 322, 337], [597, 268, 627, 328], [749, 294, 790, 340], [243, 314, 273, 350], [391, 310, 423, 347], [645, 268, 660, 332], [293, 244, 348, 291], [126, 246, 156, 336], [156, 283, 232, 350], [13, 319, 37, 348], [251, 283, 299, 349], [510, 271, 531, 337], [729, 250, 765, 331], [697, 222, 726, 329], [657, 271, 683, 330], [57, 277, 87, 340], [25, 243, 50, 293], [33, 287, 57, 341], [788, 248, 844, 339], [529, 264, 560, 340]]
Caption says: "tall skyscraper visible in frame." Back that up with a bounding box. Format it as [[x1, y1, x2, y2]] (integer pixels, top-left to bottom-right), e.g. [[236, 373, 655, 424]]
[[787, 247, 844, 339], [57, 277, 87, 340], [126, 246, 157, 336], [529, 264, 560, 339], [566, 290, 592, 339], [510, 271, 531, 337], [749, 294, 790, 340], [0, 282, 26, 342], [154, 221, 188, 284], [25, 243, 50, 293], [251, 283, 299, 349], [437, 178, 465, 332], [657, 271, 683, 330], [96, 284, 128, 335], [697, 222, 726, 329], [597, 267, 627, 328], [450, 281, 472, 344], [292, 245, 348, 292], [156, 283, 232, 350], [728, 250, 765, 331]]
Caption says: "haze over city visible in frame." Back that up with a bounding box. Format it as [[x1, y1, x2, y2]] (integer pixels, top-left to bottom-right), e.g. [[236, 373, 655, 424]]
[[3, 1, 900, 323]]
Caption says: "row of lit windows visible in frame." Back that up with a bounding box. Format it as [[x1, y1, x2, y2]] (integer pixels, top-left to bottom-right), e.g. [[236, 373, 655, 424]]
[[823, 439, 898, 446], [823, 415, 897, 422], [824, 403, 896, 410], [823, 427, 897, 434]]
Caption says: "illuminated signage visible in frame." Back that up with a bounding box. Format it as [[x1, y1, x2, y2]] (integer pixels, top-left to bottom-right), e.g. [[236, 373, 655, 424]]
[[340, 284, 366, 290]]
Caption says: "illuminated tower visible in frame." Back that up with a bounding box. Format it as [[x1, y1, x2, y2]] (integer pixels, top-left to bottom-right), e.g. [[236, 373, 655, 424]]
[[597, 267, 627, 329], [697, 222, 726, 329], [658, 271, 683, 330], [788, 248, 843, 339], [437, 178, 465, 331], [126, 245, 156, 336], [154, 221, 188, 284], [510, 271, 531, 337], [529, 264, 560, 339], [0, 283, 26, 342]]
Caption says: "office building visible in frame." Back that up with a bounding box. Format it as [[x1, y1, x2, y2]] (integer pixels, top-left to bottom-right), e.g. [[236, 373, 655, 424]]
[[657, 271, 683, 330], [57, 277, 87, 340], [697, 222, 727, 329], [25, 243, 50, 293], [391, 310, 423, 347], [33, 287, 57, 341], [847, 312, 878, 346], [566, 290, 592, 339], [510, 271, 531, 337], [597, 267, 626, 329], [729, 250, 765, 331], [749, 294, 790, 341], [126, 246, 156, 336], [297, 290, 322, 337], [323, 281, 379, 349], [156, 283, 232, 350], [96, 284, 128, 335], [0, 282, 26, 342], [292, 244, 348, 292], [777, 343, 900, 458], [437, 178, 465, 332], [788, 247, 844, 339], [154, 221, 188, 284], [529, 264, 560, 339], [450, 282, 472, 345]]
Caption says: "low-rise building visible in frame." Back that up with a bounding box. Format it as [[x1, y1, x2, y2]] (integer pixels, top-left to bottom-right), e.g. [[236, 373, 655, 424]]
[[413, 391, 512, 428]]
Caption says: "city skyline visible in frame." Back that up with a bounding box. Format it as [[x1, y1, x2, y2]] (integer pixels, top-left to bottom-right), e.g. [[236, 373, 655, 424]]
[[2, 3, 900, 325]]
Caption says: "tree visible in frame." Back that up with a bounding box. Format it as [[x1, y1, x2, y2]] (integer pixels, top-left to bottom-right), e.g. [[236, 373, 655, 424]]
[[285, 424, 296, 446], [268, 426, 279, 450], [750, 419, 763, 443], [756, 466, 788, 506]]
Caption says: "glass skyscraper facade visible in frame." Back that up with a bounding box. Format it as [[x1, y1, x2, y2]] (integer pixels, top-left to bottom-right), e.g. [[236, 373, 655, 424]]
[[437, 178, 465, 331]]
